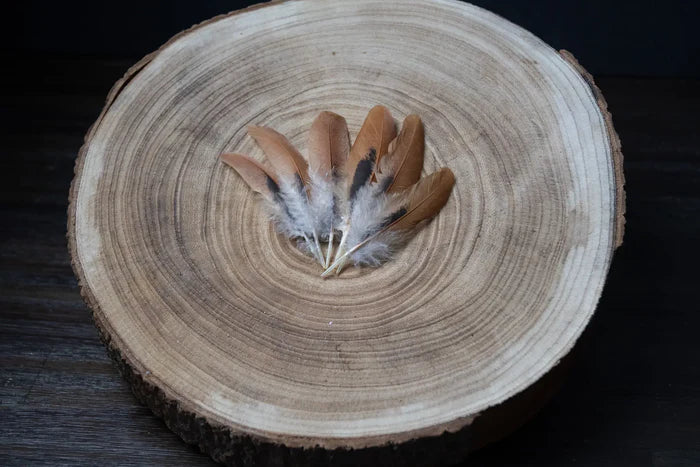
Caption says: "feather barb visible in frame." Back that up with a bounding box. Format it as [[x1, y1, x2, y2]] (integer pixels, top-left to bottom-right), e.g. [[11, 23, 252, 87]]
[[220, 153, 278, 200], [248, 125, 310, 185], [377, 114, 425, 192]]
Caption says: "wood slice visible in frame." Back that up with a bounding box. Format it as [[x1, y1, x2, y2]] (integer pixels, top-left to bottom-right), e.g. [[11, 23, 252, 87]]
[[68, 0, 624, 464]]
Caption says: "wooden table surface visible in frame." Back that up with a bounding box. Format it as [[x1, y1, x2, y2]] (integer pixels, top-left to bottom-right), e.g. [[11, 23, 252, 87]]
[[1, 56, 698, 466]]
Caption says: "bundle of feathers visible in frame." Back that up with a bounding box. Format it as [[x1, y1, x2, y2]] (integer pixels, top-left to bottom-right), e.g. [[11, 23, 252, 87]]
[[220, 105, 455, 277]]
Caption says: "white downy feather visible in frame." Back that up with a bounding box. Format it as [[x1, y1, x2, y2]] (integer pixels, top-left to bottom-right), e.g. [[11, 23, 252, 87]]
[[308, 170, 336, 241], [265, 176, 324, 264], [340, 175, 410, 266], [309, 170, 341, 266]]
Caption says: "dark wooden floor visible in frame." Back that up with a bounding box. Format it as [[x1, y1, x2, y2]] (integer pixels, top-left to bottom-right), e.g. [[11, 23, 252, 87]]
[[1, 56, 698, 466]]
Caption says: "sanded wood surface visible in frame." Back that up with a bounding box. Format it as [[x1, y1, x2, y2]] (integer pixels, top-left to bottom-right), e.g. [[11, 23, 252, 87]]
[[2, 54, 699, 465], [66, 0, 622, 463]]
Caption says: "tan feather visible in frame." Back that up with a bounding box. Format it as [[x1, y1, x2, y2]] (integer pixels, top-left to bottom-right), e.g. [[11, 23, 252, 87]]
[[322, 168, 455, 277], [247, 125, 310, 185], [377, 114, 425, 192], [220, 153, 278, 200], [307, 111, 351, 267], [332, 106, 396, 271], [307, 111, 350, 178], [346, 105, 396, 185], [388, 167, 455, 230]]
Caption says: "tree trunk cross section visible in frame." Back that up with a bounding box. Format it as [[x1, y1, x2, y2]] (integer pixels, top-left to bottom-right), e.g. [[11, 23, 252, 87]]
[[68, 1, 624, 464]]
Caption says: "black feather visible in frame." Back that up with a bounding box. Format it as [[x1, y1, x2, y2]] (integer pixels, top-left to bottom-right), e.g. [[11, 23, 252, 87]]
[[348, 148, 376, 204]]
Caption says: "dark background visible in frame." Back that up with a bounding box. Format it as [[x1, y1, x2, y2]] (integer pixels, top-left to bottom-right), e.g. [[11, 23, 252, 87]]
[[4, 0, 700, 77], [1, 1, 699, 466]]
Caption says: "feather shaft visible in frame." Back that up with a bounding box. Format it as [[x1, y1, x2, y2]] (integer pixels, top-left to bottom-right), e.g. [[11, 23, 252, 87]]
[[325, 228, 335, 268], [322, 242, 363, 277], [302, 233, 324, 265], [312, 231, 324, 265]]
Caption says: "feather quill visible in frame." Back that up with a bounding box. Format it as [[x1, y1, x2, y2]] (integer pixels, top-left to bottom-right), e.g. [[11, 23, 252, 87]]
[[321, 168, 455, 277], [333, 106, 396, 272], [306, 111, 350, 266]]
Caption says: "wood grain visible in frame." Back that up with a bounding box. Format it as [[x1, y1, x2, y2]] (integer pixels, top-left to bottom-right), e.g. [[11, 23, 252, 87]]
[[3, 56, 698, 466], [67, 0, 624, 463]]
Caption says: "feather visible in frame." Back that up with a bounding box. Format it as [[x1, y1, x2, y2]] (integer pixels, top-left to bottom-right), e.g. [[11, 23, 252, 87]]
[[348, 148, 377, 203], [376, 114, 425, 193], [248, 125, 326, 266], [307, 111, 350, 178], [246, 125, 324, 264], [337, 177, 399, 267], [220, 152, 324, 264], [345, 105, 396, 191], [385, 167, 455, 230], [307, 112, 350, 266], [221, 109, 454, 276], [333, 106, 396, 272], [247, 125, 310, 186], [219, 153, 278, 201], [321, 168, 455, 277]]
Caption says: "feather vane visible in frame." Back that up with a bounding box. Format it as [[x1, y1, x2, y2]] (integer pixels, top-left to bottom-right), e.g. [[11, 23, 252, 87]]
[[377, 114, 425, 192]]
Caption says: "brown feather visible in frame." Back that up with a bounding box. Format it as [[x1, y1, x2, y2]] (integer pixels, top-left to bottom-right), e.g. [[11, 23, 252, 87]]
[[388, 168, 455, 230], [377, 114, 425, 192], [247, 125, 309, 184], [307, 111, 350, 178], [346, 105, 396, 186], [220, 153, 278, 200], [321, 167, 456, 277]]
